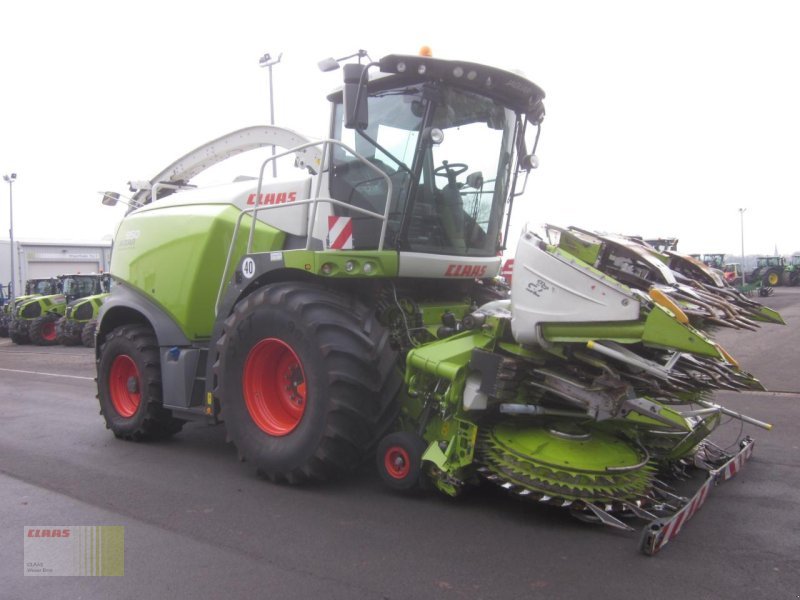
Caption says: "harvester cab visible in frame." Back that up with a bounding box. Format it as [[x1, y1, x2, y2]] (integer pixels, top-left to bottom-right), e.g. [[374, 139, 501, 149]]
[[95, 50, 782, 555], [324, 57, 543, 262]]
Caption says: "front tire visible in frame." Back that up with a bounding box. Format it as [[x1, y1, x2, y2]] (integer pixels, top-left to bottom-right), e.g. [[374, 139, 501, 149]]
[[97, 324, 184, 440], [376, 431, 429, 492], [214, 282, 401, 484]]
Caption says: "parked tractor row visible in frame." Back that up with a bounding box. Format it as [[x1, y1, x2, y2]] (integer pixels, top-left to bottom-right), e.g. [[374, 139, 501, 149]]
[[0, 274, 109, 347], [748, 254, 800, 287], [692, 253, 800, 289]]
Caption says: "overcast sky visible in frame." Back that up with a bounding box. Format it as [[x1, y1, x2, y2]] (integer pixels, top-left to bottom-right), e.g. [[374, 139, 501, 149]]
[[1, 1, 798, 257]]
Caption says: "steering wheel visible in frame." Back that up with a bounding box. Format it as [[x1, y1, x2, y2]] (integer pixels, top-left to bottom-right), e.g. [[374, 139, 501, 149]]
[[434, 161, 468, 187]]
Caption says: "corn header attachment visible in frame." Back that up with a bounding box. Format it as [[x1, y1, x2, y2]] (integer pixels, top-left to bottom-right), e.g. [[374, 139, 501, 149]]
[[383, 227, 779, 554]]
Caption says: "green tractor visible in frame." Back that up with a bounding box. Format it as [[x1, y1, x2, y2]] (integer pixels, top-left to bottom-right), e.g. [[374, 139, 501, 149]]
[[698, 253, 726, 270], [95, 52, 781, 554], [783, 254, 800, 286], [747, 255, 785, 287], [55, 274, 111, 346], [0, 278, 61, 338], [0, 286, 8, 336], [10, 274, 108, 345]]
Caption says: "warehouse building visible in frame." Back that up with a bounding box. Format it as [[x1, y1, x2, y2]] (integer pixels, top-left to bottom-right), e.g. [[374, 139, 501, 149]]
[[0, 240, 111, 298]]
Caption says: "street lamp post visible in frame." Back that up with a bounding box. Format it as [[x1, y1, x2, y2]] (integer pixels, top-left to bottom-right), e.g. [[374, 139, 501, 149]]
[[3, 173, 16, 301], [258, 52, 282, 178], [739, 207, 746, 272]]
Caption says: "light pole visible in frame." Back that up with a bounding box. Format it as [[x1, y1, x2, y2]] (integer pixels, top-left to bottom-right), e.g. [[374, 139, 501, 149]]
[[3, 173, 16, 300], [258, 52, 282, 178], [738, 207, 746, 272]]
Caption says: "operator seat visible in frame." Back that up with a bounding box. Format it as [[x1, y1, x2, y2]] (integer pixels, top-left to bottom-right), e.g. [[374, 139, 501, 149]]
[[330, 157, 398, 249], [436, 182, 467, 253]]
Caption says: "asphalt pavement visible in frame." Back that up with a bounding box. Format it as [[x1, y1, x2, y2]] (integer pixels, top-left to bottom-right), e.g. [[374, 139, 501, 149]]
[[1, 289, 798, 599]]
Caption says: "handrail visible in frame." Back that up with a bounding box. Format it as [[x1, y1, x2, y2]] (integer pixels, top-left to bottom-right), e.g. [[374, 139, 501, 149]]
[[215, 138, 394, 316], [247, 138, 393, 253]]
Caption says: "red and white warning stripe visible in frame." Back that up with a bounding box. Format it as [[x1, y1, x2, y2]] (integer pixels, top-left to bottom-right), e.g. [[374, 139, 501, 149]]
[[327, 216, 353, 250], [658, 482, 712, 543], [500, 258, 515, 285], [640, 439, 755, 555], [720, 440, 753, 480]]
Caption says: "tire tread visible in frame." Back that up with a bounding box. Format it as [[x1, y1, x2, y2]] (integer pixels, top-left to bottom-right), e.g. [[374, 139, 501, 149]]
[[214, 282, 401, 484]]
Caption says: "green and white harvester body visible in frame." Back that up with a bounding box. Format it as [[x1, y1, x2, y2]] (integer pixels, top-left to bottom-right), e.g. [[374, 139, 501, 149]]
[[96, 53, 781, 554]]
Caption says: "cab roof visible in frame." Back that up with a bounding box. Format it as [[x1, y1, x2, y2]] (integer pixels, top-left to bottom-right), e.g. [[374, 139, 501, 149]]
[[327, 54, 545, 122]]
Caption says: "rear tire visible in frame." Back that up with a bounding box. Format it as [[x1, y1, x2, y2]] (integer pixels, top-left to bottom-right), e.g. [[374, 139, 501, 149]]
[[214, 282, 401, 484], [81, 319, 98, 347], [29, 314, 60, 346], [97, 324, 184, 440]]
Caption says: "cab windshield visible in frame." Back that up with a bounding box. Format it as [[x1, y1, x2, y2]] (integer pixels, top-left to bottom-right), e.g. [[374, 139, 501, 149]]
[[27, 279, 59, 295], [757, 257, 782, 267], [331, 83, 518, 256], [63, 276, 100, 298]]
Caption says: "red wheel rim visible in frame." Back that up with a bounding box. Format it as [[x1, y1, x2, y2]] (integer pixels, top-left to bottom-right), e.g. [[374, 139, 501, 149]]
[[109, 355, 141, 418], [243, 338, 307, 436], [384, 446, 411, 480], [42, 321, 57, 342]]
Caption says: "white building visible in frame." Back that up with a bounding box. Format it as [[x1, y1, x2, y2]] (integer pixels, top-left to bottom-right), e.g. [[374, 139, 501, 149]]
[[0, 239, 112, 298]]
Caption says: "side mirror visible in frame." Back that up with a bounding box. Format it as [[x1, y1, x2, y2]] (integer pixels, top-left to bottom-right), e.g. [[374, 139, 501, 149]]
[[317, 57, 340, 72], [343, 63, 368, 130], [101, 192, 120, 206]]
